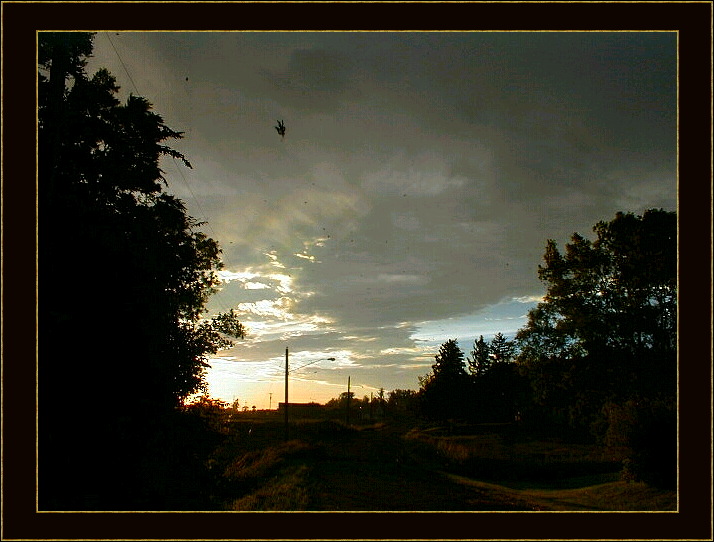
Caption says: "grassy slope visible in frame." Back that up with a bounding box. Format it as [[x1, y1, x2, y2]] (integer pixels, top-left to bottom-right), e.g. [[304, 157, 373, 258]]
[[210, 419, 676, 512], [445, 475, 677, 511]]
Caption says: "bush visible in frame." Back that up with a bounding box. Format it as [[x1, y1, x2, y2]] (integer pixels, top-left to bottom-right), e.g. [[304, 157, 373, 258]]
[[602, 398, 676, 489]]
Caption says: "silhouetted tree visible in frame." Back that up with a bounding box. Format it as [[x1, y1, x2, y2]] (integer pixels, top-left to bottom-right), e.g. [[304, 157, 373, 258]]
[[516, 209, 676, 484], [418, 339, 472, 422], [183, 395, 230, 432], [490, 332, 514, 364], [476, 360, 530, 424], [466, 333, 529, 423], [326, 391, 355, 410], [377, 387, 386, 407], [467, 335, 490, 378], [385, 389, 419, 419], [38, 32, 245, 510]]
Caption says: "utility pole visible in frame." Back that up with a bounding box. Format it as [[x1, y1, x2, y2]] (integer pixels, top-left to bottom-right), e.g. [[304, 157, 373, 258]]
[[346, 376, 351, 425], [284, 347, 289, 441], [269, 392, 273, 410]]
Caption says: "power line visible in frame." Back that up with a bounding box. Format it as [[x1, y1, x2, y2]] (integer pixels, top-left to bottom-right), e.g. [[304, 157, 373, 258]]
[[103, 35, 216, 233], [105, 33, 140, 95], [290, 357, 335, 374], [102, 32, 236, 316], [103, 34, 210, 224], [169, 155, 215, 235]]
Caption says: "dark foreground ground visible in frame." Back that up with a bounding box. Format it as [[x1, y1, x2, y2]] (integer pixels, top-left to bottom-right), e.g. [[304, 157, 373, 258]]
[[297, 423, 533, 511], [209, 419, 675, 512]]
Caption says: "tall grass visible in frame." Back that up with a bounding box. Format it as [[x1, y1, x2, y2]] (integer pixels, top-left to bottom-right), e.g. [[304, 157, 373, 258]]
[[228, 465, 312, 511], [403, 426, 627, 487], [446, 474, 677, 511], [202, 419, 673, 511], [208, 420, 354, 509]]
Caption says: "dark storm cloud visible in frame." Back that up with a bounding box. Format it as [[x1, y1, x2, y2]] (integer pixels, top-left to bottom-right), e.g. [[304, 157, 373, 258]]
[[260, 48, 358, 111], [86, 31, 677, 404]]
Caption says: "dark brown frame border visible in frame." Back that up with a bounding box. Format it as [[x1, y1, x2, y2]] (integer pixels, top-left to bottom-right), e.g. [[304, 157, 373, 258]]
[[2, 1, 711, 540]]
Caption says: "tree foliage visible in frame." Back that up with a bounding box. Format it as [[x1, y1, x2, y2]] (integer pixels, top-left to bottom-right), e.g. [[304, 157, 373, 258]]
[[418, 339, 471, 421], [464, 333, 530, 423], [386, 389, 419, 418], [38, 32, 244, 509], [517, 210, 676, 419], [515, 209, 677, 483], [489, 332, 514, 364], [467, 335, 490, 378]]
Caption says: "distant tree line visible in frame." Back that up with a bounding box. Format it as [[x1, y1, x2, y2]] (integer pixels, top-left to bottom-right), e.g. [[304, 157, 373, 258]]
[[323, 388, 419, 422]]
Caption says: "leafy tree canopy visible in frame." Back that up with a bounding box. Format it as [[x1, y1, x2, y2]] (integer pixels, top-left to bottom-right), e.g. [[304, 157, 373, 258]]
[[38, 32, 245, 509], [516, 209, 677, 427]]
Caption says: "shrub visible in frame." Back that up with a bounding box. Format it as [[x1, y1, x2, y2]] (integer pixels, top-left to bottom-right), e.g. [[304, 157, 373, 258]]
[[602, 398, 676, 489]]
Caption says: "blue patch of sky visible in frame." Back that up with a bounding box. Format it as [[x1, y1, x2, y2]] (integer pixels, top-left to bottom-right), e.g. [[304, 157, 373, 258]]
[[409, 296, 540, 349]]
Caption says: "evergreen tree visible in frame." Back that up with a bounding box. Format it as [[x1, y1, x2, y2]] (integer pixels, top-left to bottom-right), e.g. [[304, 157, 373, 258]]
[[418, 339, 471, 422], [467, 335, 491, 377], [490, 332, 514, 364], [466, 333, 528, 423]]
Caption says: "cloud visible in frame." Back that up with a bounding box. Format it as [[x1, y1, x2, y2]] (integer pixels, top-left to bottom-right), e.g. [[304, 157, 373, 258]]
[[339, 335, 378, 342], [244, 281, 271, 290], [217, 267, 294, 294], [238, 313, 335, 342], [294, 252, 317, 262], [375, 273, 429, 286], [392, 212, 421, 231], [360, 150, 468, 197], [261, 48, 359, 111], [512, 295, 544, 304], [216, 270, 260, 283], [265, 251, 286, 269], [379, 346, 428, 356], [410, 296, 542, 346], [236, 298, 294, 319], [87, 32, 678, 407]]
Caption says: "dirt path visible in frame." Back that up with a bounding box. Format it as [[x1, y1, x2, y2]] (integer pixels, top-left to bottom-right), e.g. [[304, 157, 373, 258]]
[[303, 424, 537, 511]]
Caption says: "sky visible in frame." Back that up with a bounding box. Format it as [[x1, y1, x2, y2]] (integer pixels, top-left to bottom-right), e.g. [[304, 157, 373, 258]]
[[85, 31, 677, 409]]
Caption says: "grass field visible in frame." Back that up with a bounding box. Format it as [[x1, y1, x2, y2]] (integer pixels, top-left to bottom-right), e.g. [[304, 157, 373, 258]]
[[203, 418, 676, 511]]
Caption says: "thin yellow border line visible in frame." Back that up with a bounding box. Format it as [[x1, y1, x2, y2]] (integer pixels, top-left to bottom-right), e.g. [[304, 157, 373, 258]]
[[27, 25, 691, 521], [5, 0, 714, 3], [40, 29, 682, 32]]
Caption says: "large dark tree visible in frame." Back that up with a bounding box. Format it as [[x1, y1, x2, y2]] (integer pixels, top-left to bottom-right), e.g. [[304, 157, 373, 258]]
[[418, 339, 472, 422], [516, 209, 677, 485], [38, 33, 244, 509]]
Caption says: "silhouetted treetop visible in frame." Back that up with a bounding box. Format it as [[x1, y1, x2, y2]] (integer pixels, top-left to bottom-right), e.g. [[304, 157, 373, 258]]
[[38, 32, 245, 509], [418, 339, 471, 422], [516, 208, 676, 428]]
